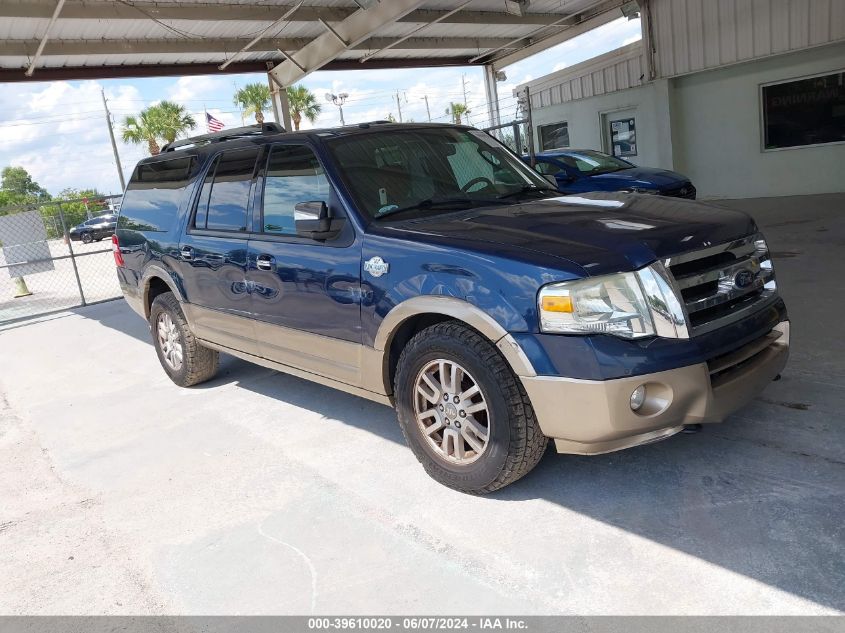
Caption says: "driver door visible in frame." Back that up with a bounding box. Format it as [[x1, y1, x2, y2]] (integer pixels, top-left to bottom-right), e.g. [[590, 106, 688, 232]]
[[246, 143, 364, 385]]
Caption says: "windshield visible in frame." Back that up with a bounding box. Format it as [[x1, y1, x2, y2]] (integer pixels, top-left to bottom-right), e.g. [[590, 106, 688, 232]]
[[326, 127, 555, 221], [562, 150, 633, 175]]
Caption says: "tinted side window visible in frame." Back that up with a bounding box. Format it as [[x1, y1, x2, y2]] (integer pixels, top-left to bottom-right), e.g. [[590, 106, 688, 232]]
[[204, 149, 259, 232], [193, 155, 220, 230], [119, 156, 195, 232], [262, 145, 330, 235], [534, 161, 564, 176]]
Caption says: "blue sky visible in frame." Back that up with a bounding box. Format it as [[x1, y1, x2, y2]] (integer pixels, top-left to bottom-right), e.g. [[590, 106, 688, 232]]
[[0, 17, 640, 196]]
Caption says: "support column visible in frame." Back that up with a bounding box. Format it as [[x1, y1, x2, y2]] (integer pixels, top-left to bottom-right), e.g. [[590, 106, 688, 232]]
[[268, 73, 281, 124], [278, 88, 293, 132], [483, 64, 501, 129], [267, 68, 292, 132]]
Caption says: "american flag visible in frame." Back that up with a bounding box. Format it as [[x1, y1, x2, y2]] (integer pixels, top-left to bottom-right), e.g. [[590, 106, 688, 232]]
[[206, 112, 225, 133]]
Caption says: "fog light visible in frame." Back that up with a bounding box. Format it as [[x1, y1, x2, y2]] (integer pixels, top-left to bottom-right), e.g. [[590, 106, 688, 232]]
[[630, 385, 646, 411]]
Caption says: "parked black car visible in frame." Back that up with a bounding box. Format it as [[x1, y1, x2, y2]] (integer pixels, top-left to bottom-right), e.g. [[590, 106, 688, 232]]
[[69, 214, 118, 243]]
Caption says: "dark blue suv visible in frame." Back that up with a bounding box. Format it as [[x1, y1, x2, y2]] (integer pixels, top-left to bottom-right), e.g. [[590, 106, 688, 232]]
[[115, 122, 789, 493]]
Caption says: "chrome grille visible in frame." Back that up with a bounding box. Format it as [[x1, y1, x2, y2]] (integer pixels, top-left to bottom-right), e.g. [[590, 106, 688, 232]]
[[665, 234, 778, 336]]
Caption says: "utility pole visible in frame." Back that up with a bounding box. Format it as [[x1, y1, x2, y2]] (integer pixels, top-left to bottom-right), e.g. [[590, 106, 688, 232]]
[[422, 95, 431, 122], [395, 91, 403, 122], [518, 86, 536, 167], [462, 74, 468, 107], [101, 89, 125, 192]]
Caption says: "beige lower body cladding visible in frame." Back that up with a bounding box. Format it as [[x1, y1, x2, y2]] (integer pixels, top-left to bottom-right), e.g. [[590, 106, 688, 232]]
[[521, 322, 790, 455]]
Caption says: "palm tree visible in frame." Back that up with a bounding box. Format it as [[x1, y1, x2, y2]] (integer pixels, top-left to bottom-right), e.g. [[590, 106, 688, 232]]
[[156, 100, 196, 144], [234, 83, 271, 124], [286, 84, 322, 131], [446, 102, 470, 125], [122, 108, 164, 156]]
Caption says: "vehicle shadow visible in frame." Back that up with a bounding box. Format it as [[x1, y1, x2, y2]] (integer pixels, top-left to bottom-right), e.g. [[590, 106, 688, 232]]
[[208, 354, 407, 446], [71, 298, 153, 346]]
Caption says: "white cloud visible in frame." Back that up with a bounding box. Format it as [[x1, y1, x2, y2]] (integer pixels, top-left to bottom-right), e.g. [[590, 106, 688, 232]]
[[298, 68, 492, 129], [0, 80, 148, 195], [552, 62, 568, 72]]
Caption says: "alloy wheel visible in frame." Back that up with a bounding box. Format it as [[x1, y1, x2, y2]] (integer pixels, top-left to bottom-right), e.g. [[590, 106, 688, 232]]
[[157, 312, 184, 371], [413, 359, 491, 464]]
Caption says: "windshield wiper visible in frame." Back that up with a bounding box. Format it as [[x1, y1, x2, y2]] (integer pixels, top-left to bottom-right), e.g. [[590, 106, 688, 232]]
[[375, 197, 489, 220], [496, 184, 557, 200]]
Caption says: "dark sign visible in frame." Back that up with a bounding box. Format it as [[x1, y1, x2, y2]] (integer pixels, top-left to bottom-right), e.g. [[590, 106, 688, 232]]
[[762, 71, 845, 149]]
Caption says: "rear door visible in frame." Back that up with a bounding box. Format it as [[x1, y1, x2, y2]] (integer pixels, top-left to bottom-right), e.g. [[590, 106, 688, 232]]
[[177, 147, 260, 355], [246, 143, 363, 385]]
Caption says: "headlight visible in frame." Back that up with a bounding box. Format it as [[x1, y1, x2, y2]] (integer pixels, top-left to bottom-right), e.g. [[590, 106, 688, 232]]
[[538, 271, 656, 338], [539, 262, 690, 339]]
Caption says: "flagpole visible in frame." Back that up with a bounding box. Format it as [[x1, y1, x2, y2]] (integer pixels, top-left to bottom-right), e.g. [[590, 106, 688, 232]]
[[204, 104, 209, 133]]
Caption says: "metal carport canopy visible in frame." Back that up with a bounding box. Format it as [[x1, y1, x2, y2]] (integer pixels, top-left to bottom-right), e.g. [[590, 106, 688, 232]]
[[0, 0, 628, 83]]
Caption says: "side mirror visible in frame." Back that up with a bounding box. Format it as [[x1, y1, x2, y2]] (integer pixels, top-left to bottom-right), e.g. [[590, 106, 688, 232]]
[[295, 201, 344, 241], [543, 174, 557, 186]]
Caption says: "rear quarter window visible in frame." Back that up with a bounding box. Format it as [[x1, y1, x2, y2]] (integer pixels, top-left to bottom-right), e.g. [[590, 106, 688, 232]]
[[118, 156, 196, 232]]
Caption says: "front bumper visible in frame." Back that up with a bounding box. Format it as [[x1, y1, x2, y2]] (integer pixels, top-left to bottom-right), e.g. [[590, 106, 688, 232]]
[[521, 321, 789, 455]]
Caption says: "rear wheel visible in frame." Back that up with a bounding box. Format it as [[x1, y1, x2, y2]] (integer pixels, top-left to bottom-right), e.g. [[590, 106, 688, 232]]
[[394, 321, 547, 494], [150, 292, 218, 387]]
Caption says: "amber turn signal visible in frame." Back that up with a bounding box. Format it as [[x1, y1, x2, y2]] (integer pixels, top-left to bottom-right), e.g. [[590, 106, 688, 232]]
[[541, 296, 573, 313]]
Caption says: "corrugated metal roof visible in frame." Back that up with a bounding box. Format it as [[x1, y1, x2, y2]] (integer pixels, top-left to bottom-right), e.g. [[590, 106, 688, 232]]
[[649, 0, 845, 79], [0, 0, 627, 80]]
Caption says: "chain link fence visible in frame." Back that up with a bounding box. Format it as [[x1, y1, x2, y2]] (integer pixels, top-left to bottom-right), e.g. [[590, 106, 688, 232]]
[[0, 194, 123, 324]]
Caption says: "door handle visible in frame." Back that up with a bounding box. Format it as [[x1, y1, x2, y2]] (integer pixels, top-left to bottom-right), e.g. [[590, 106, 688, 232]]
[[180, 246, 193, 260], [256, 254, 275, 271]]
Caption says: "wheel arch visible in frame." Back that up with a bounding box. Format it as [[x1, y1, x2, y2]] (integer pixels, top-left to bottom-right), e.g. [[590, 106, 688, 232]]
[[141, 265, 185, 320], [374, 296, 537, 395]]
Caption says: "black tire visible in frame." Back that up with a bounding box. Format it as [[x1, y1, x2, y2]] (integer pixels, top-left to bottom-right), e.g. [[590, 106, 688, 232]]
[[149, 292, 219, 387], [394, 321, 548, 494], [81, 232, 93, 244]]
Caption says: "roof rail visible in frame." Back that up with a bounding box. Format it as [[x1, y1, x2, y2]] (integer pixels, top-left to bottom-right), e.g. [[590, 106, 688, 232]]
[[161, 122, 285, 152]]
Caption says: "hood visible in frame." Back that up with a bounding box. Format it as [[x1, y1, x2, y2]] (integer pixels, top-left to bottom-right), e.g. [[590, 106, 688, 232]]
[[379, 192, 756, 277], [588, 167, 689, 189]]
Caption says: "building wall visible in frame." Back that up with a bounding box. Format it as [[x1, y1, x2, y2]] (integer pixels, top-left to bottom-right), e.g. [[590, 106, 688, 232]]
[[526, 43, 645, 109], [650, 0, 845, 78], [671, 42, 845, 198], [530, 79, 675, 170]]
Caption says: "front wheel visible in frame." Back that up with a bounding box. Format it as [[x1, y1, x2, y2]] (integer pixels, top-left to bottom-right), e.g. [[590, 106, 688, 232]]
[[81, 232, 93, 244], [150, 292, 219, 387], [394, 322, 547, 494]]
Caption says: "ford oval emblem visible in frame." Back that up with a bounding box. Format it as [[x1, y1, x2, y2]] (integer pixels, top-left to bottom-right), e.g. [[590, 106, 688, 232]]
[[734, 269, 755, 289]]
